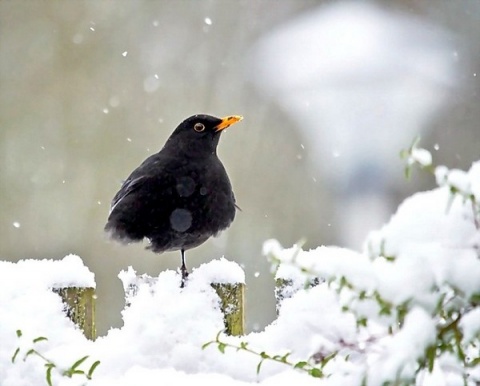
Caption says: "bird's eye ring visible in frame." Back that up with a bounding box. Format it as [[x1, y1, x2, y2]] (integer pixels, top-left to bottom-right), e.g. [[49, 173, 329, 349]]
[[194, 123, 205, 132]]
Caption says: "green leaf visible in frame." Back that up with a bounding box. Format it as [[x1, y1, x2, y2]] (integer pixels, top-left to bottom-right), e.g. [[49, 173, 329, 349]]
[[25, 349, 36, 358], [454, 330, 466, 362], [87, 360, 101, 379], [201, 341, 213, 350], [33, 336, 48, 344], [260, 351, 269, 359], [469, 357, 480, 367], [426, 345, 436, 372], [71, 355, 89, 371], [321, 352, 337, 367], [280, 353, 290, 363], [217, 343, 226, 354], [46, 365, 53, 386], [272, 353, 290, 363], [404, 165, 412, 180], [256, 359, 264, 374], [239, 341, 248, 350], [445, 190, 456, 214], [374, 292, 392, 316], [339, 276, 350, 289], [410, 136, 421, 150], [470, 293, 480, 306], [294, 361, 308, 369], [357, 317, 367, 327], [11, 348, 20, 363], [16, 329, 22, 338], [309, 367, 323, 378]]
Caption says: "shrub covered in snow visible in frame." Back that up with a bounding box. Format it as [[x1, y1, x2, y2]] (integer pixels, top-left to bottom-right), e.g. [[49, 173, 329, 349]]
[[261, 152, 480, 385]]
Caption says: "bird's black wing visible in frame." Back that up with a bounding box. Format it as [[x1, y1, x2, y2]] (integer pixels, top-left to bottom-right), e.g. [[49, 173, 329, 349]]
[[109, 175, 147, 215], [105, 154, 173, 243], [108, 153, 167, 215]]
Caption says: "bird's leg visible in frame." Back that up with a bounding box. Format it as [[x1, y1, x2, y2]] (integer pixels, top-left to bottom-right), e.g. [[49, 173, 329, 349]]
[[180, 248, 189, 288]]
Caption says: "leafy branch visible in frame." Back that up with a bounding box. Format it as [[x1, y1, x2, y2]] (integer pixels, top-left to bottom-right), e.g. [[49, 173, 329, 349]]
[[264, 225, 480, 383], [202, 330, 329, 378], [400, 136, 434, 179], [400, 137, 480, 229], [11, 329, 100, 386]]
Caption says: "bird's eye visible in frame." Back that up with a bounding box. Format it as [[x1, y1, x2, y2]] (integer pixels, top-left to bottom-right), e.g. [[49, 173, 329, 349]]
[[194, 123, 205, 132]]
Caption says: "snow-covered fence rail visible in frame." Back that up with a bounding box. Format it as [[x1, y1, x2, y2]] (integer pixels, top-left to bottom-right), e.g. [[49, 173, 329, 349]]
[[2, 256, 246, 341], [54, 280, 244, 339], [3, 253, 316, 341]]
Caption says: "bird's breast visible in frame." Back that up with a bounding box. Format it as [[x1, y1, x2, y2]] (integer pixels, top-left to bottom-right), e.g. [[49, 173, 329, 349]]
[[171, 161, 235, 232]]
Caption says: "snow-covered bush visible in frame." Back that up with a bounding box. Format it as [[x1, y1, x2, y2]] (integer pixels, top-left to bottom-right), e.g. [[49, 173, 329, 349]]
[[258, 148, 480, 385]]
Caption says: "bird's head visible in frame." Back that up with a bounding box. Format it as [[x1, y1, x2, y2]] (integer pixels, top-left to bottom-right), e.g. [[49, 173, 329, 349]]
[[164, 114, 243, 157]]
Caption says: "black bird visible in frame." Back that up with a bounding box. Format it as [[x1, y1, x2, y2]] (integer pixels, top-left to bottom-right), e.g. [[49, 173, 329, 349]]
[[105, 114, 243, 286]]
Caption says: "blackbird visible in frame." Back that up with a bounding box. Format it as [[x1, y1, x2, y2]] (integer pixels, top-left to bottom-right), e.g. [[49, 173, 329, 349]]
[[105, 114, 243, 286]]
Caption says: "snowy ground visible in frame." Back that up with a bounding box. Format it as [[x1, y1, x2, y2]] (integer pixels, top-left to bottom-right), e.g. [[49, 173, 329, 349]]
[[1, 158, 479, 386]]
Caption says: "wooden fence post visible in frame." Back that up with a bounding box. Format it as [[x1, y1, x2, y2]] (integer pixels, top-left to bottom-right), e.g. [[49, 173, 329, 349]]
[[54, 287, 96, 341], [275, 277, 321, 313], [122, 274, 245, 336], [211, 282, 245, 336]]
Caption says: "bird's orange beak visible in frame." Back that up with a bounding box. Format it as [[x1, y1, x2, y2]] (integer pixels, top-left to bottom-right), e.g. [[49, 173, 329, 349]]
[[215, 115, 243, 131]]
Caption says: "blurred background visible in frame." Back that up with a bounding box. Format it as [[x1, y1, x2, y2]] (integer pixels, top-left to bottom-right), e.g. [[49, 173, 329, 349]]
[[1, 0, 479, 336]]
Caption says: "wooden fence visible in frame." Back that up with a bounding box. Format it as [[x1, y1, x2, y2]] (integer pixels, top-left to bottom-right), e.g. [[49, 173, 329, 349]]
[[54, 276, 303, 340]]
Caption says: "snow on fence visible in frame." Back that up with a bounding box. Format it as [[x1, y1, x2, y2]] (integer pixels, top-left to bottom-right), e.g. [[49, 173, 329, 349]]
[[118, 260, 246, 337], [1, 256, 317, 341], [0, 255, 97, 340], [1, 256, 249, 341]]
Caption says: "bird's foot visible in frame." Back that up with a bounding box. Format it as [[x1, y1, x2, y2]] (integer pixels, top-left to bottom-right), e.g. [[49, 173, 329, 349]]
[[180, 266, 189, 288]]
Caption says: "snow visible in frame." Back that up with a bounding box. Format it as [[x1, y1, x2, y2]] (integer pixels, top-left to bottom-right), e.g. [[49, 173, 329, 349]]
[[435, 165, 449, 185], [460, 308, 480, 343], [409, 147, 432, 167], [447, 169, 472, 194], [1, 162, 479, 385], [367, 307, 436, 385], [0, 254, 95, 289]]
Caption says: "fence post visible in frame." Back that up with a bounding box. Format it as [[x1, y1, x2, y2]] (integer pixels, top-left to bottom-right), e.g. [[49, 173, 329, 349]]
[[54, 287, 96, 341], [275, 277, 321, 313], [211, 282, 245, 336], [121, 271, 245, 336]]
